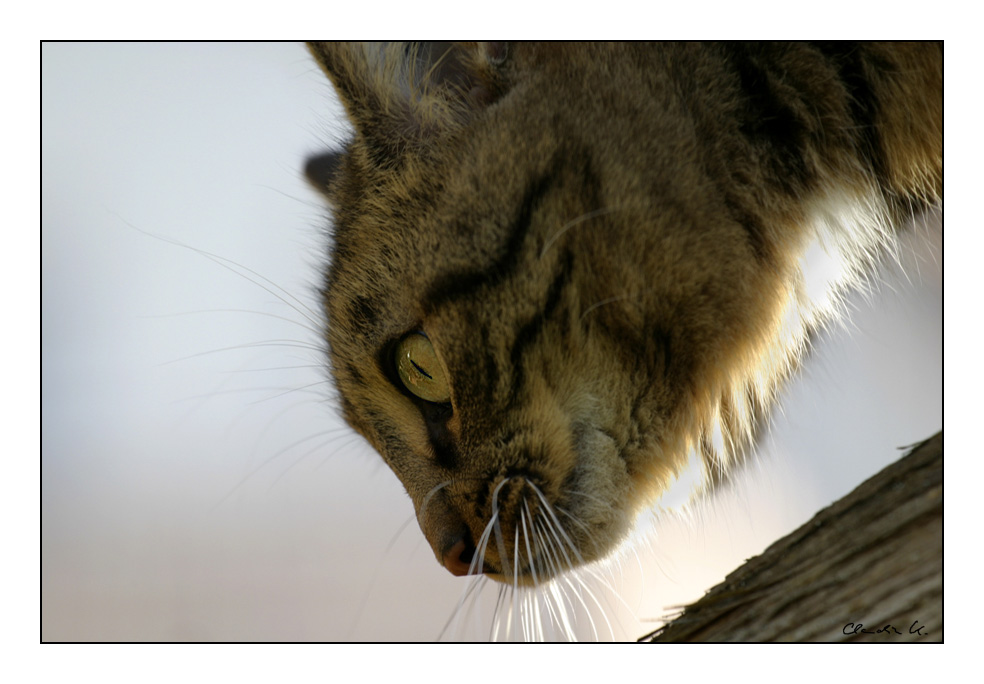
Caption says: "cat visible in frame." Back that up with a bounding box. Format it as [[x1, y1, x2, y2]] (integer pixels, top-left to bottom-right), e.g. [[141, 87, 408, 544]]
[[303, 41, 941, 598]]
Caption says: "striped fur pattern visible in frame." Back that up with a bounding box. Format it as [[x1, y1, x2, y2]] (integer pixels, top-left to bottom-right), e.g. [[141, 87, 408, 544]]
[[305, 42, 942, 588]]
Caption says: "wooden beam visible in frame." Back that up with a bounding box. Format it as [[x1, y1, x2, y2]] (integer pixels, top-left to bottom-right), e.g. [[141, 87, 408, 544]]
[[642, 432, 942, 642]]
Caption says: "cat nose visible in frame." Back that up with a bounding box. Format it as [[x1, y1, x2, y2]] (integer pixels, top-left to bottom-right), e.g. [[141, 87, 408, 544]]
[[443, 537, 478, 576]]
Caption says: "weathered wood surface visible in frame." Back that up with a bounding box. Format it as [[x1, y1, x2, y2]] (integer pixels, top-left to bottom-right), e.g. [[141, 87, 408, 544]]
[[642, 432, 942, 642]]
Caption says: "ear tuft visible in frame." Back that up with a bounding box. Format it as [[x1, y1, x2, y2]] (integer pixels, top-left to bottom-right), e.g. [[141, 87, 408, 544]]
[[307, 42, 509, 167]]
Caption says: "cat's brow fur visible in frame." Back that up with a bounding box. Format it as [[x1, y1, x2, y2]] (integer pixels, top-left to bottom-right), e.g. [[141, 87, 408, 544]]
[[306, 42, 941, 585]]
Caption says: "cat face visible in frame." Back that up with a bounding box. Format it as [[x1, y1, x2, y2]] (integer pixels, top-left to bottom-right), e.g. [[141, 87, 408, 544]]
[[306, 42, 941, 584], [317, 100, 660, 582]]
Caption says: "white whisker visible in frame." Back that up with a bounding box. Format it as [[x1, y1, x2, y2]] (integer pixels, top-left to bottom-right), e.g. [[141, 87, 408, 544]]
[[578, 293, 636, 323], [539, 207, 618, 259], [531, 485, 584, 564]]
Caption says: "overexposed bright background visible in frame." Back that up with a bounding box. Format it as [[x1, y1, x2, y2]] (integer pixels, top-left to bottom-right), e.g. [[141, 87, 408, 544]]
[[41, 42, 942, 642]]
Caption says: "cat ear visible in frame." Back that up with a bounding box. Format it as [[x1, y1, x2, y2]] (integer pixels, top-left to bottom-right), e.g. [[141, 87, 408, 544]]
[[307, 42, 508, 165], [303, 151, 342, 198]]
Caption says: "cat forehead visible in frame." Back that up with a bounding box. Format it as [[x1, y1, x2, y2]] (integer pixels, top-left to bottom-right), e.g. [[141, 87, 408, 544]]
[[326, 135, 604, 324]]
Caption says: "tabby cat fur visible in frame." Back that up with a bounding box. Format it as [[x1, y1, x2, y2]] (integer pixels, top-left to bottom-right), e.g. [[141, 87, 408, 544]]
[[305, 42, 942, 588]]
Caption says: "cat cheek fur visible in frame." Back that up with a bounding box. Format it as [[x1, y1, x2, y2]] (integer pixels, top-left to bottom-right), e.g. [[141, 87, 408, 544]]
[[306, 42, 942, 584]]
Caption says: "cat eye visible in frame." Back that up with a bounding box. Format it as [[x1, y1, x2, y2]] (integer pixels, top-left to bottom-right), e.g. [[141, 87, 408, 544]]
[[394, 332, 451, 404]]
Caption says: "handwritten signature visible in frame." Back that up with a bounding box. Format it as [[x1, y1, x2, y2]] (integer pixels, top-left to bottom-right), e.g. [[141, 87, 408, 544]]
[[843, 621, 928, 637]]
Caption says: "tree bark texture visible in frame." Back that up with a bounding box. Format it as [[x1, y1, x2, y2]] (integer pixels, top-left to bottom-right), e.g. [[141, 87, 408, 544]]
[[642, 432, 942, 642]]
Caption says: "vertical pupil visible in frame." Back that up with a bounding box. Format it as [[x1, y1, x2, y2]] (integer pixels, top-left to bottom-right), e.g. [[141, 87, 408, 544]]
[[410, 359, 432, 380]]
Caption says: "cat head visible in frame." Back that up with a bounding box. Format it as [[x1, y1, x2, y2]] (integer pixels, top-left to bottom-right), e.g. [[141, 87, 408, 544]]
[[306, 42, 783, 584]]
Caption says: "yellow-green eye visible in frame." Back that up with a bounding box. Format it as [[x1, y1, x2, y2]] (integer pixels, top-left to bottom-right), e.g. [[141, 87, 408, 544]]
[[394, 332, 451, 403]]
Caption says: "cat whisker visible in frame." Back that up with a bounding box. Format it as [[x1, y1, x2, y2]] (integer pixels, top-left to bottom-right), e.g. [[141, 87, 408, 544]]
[[558, 573, 598, 641], [512, 525, 521, 601], [568, 571, 618, 641], [578, 293, 637, 323], [484, 491, 610, 641], [531, 518, 579, 641], [123, 218, 324, 330], [551, 527, 576, 585], [512, 529, 526, 637], [490, 477, 513, 578], [472, 506, 499, 576], [516, 510, 530, 639], [581, 562, 638, 625], [159, 339, 324, 367], [170, 385, 323, 404], [528, 497, 575, 584], [246, 380, 332, 405], [460, 496, 623, 642], [208, 427, 347, 511], [529, 483, 584, 565], [351, 509, 432, 640], [539, 207, 618, 260], [541, 516, 576, 580], [493, 581, 513, 641], [519, 502, 546, 640], [546, 577, 579, 641], [521, 500, 539, 585], [263, 431, 351, 492], [457, 575, 491, 642], [220, 364, 324, 373], [139, 308, 323, 338], [438, 573, 488, 641], [416, 481, 453, 542]]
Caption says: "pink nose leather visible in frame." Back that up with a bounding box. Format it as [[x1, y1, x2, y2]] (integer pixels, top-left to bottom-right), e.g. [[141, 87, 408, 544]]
[[443, 538, 476, 576]]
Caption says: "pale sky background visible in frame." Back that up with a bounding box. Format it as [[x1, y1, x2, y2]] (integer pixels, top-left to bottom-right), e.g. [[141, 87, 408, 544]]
[[41, 42, 942, 642]]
